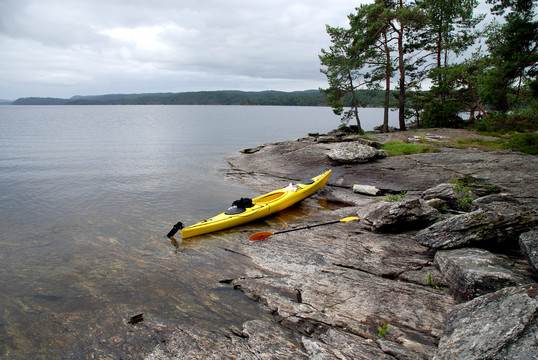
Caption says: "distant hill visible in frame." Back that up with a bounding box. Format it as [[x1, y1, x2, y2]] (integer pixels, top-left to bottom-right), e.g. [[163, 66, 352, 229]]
[[12, 89, 389, 107], [65, 90, 329, 106], [13, 97, 68, 105]]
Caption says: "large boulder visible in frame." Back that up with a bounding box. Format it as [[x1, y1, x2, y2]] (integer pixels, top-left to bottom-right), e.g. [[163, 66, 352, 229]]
[[327, 142, 387, 163], [520, 230, 538, 279], [434, 284, 538, 360], [358, 198, 440, 233], [415, 201, 537, 249], [434, 248, 534, 302]]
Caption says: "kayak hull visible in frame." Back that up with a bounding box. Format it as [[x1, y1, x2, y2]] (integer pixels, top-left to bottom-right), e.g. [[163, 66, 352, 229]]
[[180, 170, 331, 239]]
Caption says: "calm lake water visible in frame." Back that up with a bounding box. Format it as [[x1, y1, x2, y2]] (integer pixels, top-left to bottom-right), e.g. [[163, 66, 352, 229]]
[[0, 105, 399, 359]]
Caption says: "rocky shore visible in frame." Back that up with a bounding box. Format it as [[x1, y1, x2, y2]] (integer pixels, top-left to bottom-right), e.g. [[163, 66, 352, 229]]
[[145, 128, 537, 359]]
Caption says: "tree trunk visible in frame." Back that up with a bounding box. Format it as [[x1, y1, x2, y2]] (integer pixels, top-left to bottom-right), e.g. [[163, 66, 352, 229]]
[[383, 33, 390, 133], [397, 13, 406, 131], [351, 90, 364, 134]]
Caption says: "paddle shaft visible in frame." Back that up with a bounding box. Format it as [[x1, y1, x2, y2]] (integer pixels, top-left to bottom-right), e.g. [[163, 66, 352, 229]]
[[271, 219, 343, 236], [248, 216, 359, 241]]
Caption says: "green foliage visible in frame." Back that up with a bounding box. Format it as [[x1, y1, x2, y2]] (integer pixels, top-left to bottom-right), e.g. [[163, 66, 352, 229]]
[[506, 133, 538, 155], [319, 22, 367, 133], [381, 141, 439, 156], [385, 191, 407, 203], [377, 320, 389, 338], [319, 0, 536, 133], [426, 272, 444, 291], [450, 179, 474, 211], [420, 97, 464, 128]]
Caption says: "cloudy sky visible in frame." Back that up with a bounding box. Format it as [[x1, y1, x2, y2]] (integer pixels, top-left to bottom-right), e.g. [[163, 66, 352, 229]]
[[0, 0, 372, 100]]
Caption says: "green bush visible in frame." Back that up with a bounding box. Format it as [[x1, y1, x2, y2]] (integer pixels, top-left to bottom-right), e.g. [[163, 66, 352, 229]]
[[421, 99, 463, 128], [385, 191, 407, 202], [506, 133, 538, 155]]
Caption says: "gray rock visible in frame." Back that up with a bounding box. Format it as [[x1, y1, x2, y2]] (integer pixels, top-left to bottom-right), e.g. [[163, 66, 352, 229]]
[[434, 248, 534, 302], [317, 135, 342, 143], [415, 202, 537, 249], [422, 183, 462, 210], [352, 184, 381, 196], [434, 284, 538, 360], [327, 142, 387, 163], [358, 198, 440, 232], [425, 198, 447, 211], [240, 145, 264, 154], [520, 230, 538, 279]]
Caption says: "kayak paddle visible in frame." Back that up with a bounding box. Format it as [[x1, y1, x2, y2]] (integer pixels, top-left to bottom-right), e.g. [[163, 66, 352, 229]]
[[248, 216, 359, 241]]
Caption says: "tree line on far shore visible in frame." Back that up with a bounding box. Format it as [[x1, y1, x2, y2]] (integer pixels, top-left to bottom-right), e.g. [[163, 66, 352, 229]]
[[12, 89, 391, 107]]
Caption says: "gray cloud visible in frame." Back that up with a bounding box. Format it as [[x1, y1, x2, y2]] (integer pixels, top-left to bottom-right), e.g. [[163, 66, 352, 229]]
[[0, 0, 365, 99]]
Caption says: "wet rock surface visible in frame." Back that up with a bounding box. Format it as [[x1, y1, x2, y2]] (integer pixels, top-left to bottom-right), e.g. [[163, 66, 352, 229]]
[[140, 129, 537, 359]]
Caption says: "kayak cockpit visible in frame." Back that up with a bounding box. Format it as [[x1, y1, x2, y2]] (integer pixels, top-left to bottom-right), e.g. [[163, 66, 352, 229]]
[[254, 191, 286, 204]]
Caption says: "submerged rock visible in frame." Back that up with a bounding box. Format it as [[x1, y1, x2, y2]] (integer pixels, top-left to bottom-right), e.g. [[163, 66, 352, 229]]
[[358, 198, 440, 233], [434, 248, 534, 302], [434, 284, 538, 360]]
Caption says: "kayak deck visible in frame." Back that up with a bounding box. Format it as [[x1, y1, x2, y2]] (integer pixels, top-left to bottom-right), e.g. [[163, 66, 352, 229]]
[[180, 170, 331, 239]]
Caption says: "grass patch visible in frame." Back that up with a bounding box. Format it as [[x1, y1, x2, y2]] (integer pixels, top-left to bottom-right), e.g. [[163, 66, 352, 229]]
[[443, 132, 537, 154], [381, 141, 439, 156], [445, 138, 506, 151]]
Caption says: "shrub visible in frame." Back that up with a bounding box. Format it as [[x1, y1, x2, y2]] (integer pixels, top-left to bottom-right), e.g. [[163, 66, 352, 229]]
[[506, 133, 538, 155]]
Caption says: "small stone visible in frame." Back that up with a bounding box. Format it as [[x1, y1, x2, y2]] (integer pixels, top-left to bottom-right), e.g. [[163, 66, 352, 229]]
[[352, 184, 381, 196], [327, 142, 387, 163]]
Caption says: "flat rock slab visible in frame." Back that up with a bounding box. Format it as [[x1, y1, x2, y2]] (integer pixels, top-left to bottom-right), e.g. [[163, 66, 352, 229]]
[[434, 284, 538, 360], [227, 224, 454, 359], [145, 320, 308, 359], [228, 136, 538, 198]]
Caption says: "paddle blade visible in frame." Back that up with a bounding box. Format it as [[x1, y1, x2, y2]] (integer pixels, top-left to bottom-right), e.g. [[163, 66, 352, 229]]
[[339, 216, 360, 222], [249, 232, 275, 241]]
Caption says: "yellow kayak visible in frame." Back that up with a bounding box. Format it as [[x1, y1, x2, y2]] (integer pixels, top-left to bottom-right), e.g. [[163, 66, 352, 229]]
[[179, 170, 331, 239]]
